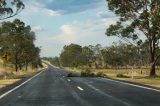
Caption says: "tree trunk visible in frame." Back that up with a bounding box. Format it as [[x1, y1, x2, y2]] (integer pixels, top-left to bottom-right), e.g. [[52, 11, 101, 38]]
[[19, 64, 22, 70], [25, 62, 28, 71], [15, 63, 18, 72], [149, 38, 156, 77], [150, 62, 156, 76], [15, 53, 18, 72]]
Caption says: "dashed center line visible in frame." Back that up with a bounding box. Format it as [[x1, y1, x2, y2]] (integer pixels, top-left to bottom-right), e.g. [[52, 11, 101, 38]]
[[67, 79, 71, 82], [77, 86, 84, 91]]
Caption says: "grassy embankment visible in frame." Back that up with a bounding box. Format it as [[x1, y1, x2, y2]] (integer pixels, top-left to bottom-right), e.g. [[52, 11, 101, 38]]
[[0, 62, 47, 89], [65, 67, 160, 89]]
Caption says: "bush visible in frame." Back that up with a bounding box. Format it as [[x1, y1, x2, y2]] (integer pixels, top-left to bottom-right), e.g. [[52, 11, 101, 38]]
[[116, 73, 130, 78], [96, 72, 106, 77], [81, 69, 95, 77]]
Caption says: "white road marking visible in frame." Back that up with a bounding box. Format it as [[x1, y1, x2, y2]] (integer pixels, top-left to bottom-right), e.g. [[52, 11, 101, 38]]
[[100, 78, 160, 93], [67, 79, 71, 82], [83, 81, 130, 106], [18, 95, 22, 98], [0, 69, 45, 99], [77, 86, 84, 91]]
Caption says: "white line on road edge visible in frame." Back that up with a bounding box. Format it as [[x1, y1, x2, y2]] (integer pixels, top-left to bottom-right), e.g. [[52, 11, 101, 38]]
[[77, 86, 84, 91], [100, 78, 160, 93], [0, 70, 45, 99]]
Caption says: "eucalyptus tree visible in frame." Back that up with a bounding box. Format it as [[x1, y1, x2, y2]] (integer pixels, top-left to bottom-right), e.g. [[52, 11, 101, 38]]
[[81, 46, 94, 67], [60, 44, 82, 67], [0, 0, 24, 20], [0, 19, 41, 71], [106, 0, 160, 77]]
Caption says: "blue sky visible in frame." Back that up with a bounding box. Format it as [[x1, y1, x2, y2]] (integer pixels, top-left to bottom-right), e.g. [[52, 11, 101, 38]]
[[7, 0, 118, 57]]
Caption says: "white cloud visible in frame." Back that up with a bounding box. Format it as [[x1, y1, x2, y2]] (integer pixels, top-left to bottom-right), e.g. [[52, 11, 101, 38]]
[[32, 26, 47, 32], [21, 0, 61, 17], [52, 18, 117, 46], [96, 11, 115, 18], [47, 10, 61, 16], [53, 25, 77, 43]]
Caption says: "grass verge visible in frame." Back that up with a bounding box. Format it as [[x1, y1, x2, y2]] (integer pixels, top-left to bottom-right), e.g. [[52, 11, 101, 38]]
[[64, 67, 160, 89], [0, 67, 44, 89]]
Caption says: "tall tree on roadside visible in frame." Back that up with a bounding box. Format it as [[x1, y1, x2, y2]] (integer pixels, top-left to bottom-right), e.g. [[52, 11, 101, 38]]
[[106, 0, 160, 77], [60, 44, 82, 67], [0, 19, 41, 71], [81, 46, 94, 67]]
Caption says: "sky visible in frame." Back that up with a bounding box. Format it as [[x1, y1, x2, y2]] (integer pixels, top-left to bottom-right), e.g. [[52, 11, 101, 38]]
[[6, 0, 118, 57]]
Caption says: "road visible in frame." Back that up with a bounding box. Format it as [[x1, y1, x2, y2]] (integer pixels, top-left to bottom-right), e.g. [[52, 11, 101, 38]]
[[0, 66, 160, 106]]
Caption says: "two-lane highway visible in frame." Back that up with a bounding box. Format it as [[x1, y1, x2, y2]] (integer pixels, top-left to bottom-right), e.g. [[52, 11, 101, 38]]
[[0, 66, 160, 106]]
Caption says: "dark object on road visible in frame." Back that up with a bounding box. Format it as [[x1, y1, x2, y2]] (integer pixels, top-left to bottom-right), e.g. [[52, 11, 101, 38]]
[[67, 72, 80, 77]]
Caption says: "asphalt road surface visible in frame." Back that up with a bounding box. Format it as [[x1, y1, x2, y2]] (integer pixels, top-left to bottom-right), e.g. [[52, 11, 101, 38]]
[[0, 66, 160, 106]]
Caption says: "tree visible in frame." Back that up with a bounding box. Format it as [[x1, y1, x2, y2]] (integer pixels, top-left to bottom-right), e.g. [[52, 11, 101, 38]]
[[0, 19, 41, 71], [60, 44, 82, 67], [81, 46, 94, 67], [106, 0, 160, 77], [0, 0, 24, 20]]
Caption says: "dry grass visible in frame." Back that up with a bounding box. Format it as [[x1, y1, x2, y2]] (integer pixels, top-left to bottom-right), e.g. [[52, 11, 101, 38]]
[[92, 69, 160, 89], [65, 67, 160, 89], [0, 79, 20, 89], [0, 63, 43, 89]]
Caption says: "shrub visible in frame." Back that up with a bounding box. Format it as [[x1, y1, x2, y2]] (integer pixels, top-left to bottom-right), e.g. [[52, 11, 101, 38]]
[[116, 73, 130, 78], [81, 69, 95, 77], [96, 72, 106, 77]]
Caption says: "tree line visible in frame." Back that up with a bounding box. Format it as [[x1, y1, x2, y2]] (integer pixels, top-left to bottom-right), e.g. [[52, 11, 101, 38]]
[[46, 42, 160, 73], [0, 1, 42, 71], [0, 19, 42, 71], [106, 0, 160, 77]]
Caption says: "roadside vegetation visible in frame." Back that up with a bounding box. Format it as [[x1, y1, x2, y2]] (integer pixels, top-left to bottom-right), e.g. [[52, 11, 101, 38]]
[[0, 0, 43, 89], [44, 43, 160, 89], [44, 0, 160, 89]]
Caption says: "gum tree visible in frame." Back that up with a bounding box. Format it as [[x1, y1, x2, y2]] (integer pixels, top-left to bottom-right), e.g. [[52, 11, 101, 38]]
[[106, 0, 160, 77], [0, 0, 24, 20]]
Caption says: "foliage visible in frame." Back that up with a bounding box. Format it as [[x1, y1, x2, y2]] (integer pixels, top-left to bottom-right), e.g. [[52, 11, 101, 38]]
[[0, 19, 41, 71], [0, 0, 24, 20], [96, 72, 106, 77], [106, 0, 160, 76], [60, 44, 84, 67], [49, 42, 159, 71], [116, 73, 130, 78], [43, 57, 60, 67], [81, 69, 95, 77]]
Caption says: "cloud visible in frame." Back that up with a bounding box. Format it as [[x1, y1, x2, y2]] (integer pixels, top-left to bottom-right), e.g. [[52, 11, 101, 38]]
[[52, 18, 117, 46], [47, 10, 61, 16], [53, 25, 77, 43], [22, 0, 61, 17], [32, 26, 47, 32], [34, 0, 103, 14], [97, 11, 115, 18]]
